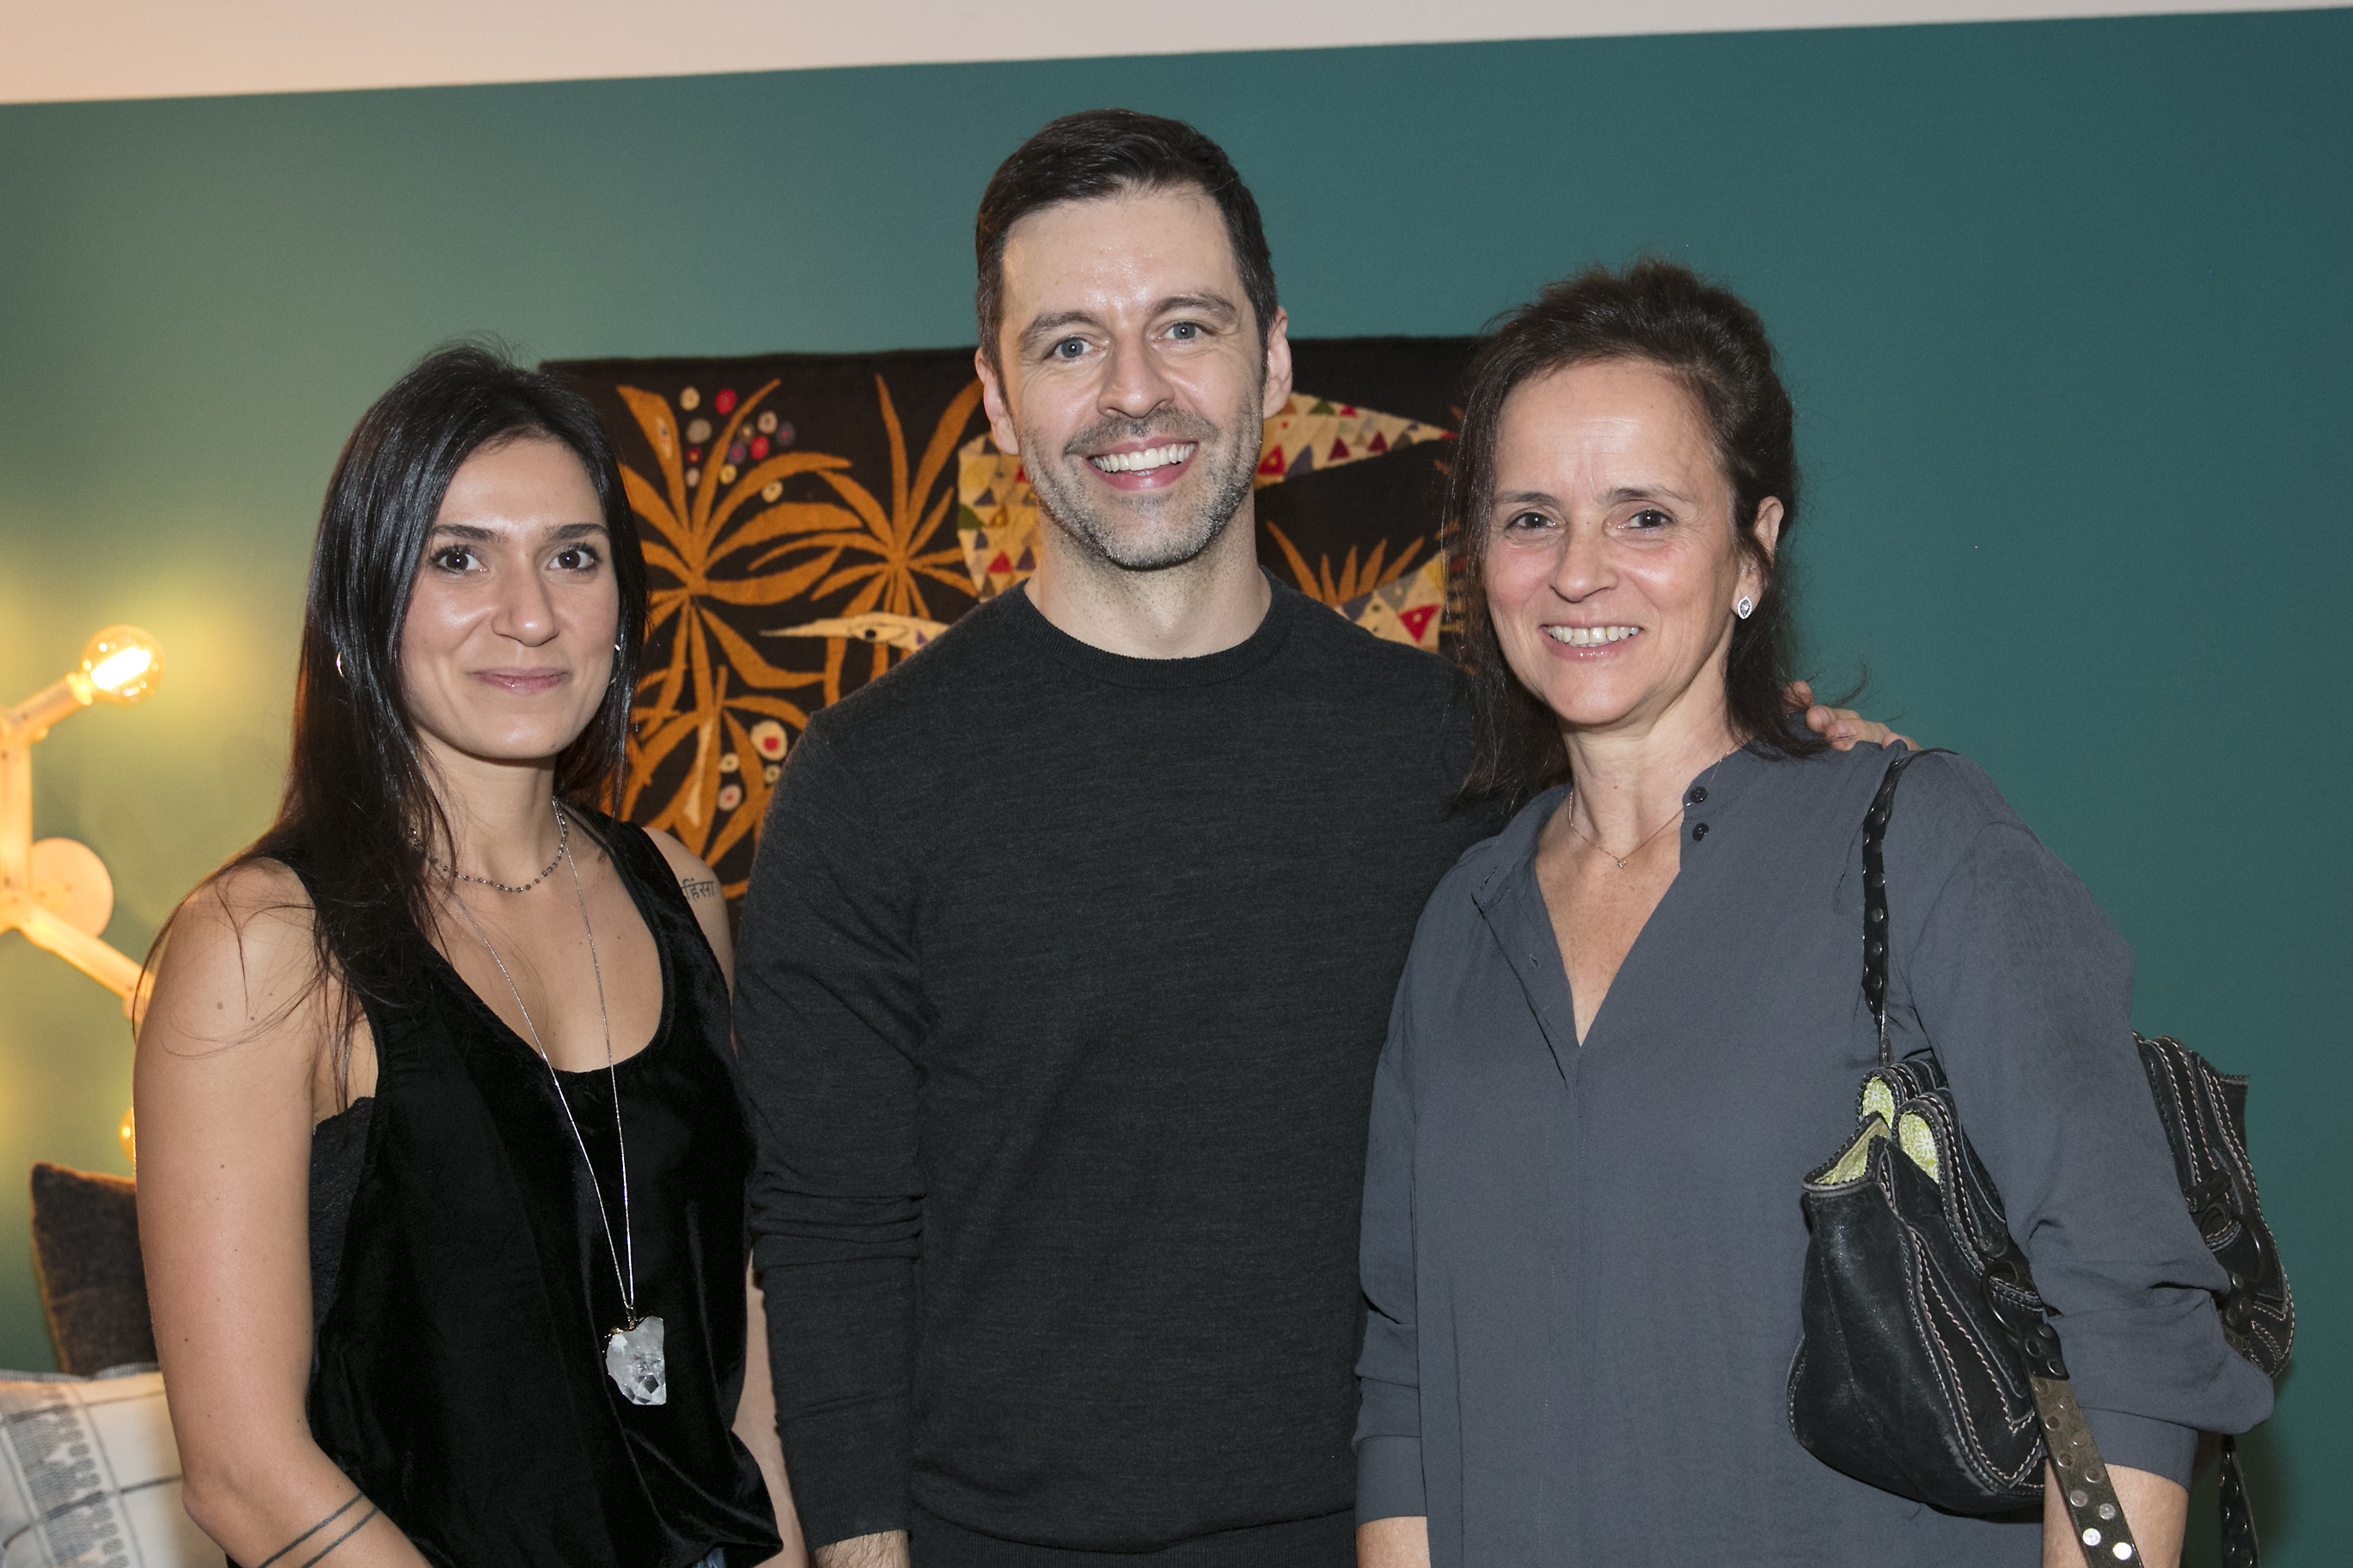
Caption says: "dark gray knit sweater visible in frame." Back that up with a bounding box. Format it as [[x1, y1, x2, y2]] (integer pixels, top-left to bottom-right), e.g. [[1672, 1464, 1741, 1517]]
[[735, 581, 1502, 1553]]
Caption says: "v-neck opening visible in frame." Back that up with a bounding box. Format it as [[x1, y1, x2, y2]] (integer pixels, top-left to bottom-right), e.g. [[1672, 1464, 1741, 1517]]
[[1507, 793, 1689, 1053], [427, 821, 673, 1077], [1546, 748, 1757, 1050], [1478, 747, 1767, 1059], [1560, 851, 1685, 1052]]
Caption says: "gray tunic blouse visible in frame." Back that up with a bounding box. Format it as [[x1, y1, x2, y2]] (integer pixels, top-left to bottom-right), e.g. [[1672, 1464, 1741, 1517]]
[[1354, 741, 2271, 1566]]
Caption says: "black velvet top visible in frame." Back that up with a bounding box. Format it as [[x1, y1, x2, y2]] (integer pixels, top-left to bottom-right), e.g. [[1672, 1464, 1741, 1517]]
[[297, 815, 779, 1568]]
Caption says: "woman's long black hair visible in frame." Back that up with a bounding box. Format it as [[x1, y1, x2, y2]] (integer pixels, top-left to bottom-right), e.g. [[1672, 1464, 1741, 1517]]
[[168, 345, 646, 1096], [1450, 259, 1823, 808]]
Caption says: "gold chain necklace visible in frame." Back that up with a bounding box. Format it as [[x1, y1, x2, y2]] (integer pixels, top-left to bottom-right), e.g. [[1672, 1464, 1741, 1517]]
[[1564, 796, 1686, 869], [1565, 753, 1733, 869]]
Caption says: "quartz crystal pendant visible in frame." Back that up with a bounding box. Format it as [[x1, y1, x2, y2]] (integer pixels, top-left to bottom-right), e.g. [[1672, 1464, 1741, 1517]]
[[605, 1315, 667, 1405]]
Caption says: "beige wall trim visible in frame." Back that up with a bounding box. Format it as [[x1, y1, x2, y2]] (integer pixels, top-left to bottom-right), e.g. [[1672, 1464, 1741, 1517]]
[[1, 0, 2340, 107]]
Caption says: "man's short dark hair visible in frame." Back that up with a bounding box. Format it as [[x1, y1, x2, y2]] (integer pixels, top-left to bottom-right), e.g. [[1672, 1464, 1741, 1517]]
[[975, 108, 1279, 375]]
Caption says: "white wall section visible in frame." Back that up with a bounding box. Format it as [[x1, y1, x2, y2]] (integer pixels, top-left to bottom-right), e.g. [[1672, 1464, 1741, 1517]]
[[0, 0, 2337, 104]]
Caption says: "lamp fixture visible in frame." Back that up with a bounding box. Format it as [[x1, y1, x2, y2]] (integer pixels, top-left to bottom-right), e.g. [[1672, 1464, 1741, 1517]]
[[2, 626, 166, 1018]]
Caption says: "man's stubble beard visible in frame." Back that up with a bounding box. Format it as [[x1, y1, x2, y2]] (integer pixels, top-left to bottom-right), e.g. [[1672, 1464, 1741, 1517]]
[[1020, 387, 1263, 574]]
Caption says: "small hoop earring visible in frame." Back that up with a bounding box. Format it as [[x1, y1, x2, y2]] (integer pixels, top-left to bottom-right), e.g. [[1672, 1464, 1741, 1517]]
[[333, 650, 345, 677], [1734, 595, 1756, 620]]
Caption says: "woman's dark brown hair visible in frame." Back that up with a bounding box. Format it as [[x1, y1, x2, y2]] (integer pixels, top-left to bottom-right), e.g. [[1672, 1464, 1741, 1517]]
[[151, 345, 646, 1096], [1451, 259, 1821, 806]]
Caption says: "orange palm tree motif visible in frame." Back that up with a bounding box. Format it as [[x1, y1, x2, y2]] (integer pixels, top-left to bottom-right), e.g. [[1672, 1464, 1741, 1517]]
[[1263, 522, 1429, 609], [614, 375, 983, 884], [790, 375, 982, 699]]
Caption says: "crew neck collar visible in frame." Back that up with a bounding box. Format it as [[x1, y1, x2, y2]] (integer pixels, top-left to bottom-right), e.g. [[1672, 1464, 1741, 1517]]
[[1005, 573, 1302, 690]]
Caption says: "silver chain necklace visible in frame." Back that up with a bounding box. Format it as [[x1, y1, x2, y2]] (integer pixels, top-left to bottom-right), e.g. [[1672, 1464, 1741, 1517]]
[[447, 802, 666, 1406]]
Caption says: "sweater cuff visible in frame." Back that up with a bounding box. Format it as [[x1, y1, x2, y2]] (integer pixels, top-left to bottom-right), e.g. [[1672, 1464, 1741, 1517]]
[[1355, 1434, 1427, 1524], [2081, 1408, 2199, 1491], [774, 1397, 911, 1548]]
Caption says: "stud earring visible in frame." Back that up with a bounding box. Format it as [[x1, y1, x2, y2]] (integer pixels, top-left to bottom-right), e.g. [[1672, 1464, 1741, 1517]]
[[1734, 595, 1756, 620]]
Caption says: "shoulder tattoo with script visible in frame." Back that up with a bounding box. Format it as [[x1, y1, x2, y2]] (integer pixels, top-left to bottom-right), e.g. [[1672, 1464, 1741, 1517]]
[[680, 876, 721, 901], [251, 1491, 381, 1568]]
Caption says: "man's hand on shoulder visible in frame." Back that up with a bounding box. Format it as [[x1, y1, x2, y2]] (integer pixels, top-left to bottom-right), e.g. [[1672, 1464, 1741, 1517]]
[[1785, 680, 1916, 752], [812, 1531, 908, 1568]]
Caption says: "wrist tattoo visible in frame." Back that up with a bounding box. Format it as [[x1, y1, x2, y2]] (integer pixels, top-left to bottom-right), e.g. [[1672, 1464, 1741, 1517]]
[[297, 1504, 378, 1568], [681, 876, 721, 900], [253, 1492, 375, 1568]]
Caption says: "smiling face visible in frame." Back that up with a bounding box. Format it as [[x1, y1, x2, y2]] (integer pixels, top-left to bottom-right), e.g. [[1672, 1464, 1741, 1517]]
[[1482, 357, 1781, 742], [976, 185, 1292, 572], [399, 434, 619, 773]]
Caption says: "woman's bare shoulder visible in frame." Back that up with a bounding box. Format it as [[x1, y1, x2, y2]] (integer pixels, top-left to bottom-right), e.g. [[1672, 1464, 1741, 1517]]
[[640, 827, 718, 889], [144, 859, 324, 1038], [170, 857, 316, 953], [641, 828, 727, 912], [639, 827, 733, 974]]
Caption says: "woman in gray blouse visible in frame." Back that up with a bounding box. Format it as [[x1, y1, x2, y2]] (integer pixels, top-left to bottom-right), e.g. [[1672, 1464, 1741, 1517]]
[[1352, 261, 2270, 1568]]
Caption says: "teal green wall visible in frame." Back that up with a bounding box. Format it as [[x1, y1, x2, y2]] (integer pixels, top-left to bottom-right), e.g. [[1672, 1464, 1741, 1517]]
[[2, 10, 2344, 1559]]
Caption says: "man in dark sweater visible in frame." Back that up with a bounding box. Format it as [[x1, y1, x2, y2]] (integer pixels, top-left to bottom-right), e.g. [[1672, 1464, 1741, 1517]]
[[736, 110, 1883, 1568]]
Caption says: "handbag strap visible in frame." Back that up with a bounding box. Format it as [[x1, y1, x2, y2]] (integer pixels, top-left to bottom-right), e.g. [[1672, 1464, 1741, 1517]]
[[2220, 1435, 2259, 1566], [2032, 1377, 2146, 1566], [1858, 748, 2148, 1567], [1859, 747, 1943, 1067]]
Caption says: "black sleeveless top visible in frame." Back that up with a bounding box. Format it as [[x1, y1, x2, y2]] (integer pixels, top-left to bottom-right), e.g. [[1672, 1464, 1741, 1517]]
[[296, 815, 780, 1568]]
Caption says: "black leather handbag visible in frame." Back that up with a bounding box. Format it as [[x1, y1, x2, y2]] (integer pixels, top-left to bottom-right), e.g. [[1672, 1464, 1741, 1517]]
[[1788, 749, 2292, 1566]]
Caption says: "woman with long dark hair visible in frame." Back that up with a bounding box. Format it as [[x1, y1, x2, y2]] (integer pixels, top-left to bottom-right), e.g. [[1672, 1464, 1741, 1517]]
[[135, 347, 783, 1567], [1351, 263, 2270, 1565]]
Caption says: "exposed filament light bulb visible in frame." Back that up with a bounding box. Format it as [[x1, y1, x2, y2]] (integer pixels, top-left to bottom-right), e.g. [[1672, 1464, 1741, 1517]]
[[73, 625, 163, 705]]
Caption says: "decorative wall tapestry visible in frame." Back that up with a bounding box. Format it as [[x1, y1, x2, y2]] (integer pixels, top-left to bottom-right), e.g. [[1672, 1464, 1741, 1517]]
[[547, 336, 1476, 901]]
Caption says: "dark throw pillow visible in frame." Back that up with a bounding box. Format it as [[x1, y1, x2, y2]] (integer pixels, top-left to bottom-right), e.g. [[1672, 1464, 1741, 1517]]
[[28, 1162, 156, 1375]]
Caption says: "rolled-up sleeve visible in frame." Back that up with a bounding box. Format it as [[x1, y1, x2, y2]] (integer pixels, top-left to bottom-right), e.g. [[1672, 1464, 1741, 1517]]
[[1355, 980, 1426, 1522], [1894, 766, 2274, 1487], [735, 727, 926, 1547]]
